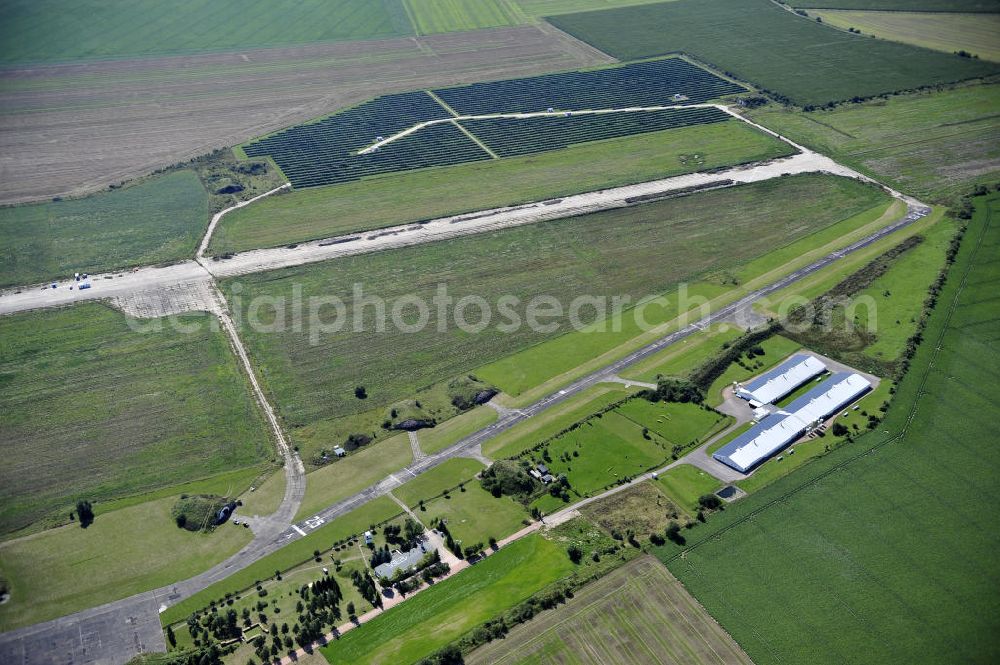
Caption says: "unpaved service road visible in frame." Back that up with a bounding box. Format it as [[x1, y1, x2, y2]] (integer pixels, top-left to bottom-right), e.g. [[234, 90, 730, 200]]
[[0, 25, 611, 204]]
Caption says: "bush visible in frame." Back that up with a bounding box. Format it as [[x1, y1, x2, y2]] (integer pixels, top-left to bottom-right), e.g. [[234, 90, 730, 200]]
[[480, 460, 538, 500], [697, 494, 723, 511], [665, 521, 686, 545], [172, 495, 230, 532]]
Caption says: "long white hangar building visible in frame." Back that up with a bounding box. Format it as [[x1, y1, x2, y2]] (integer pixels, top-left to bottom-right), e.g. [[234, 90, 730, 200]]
[[715, 356, 872, 474]]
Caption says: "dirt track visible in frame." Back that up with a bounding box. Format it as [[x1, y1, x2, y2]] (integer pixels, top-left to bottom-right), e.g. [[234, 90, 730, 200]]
[[0, 25, 611, 204]]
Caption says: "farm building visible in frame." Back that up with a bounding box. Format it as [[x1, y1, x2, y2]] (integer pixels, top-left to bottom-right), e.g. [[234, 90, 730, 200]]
[[712, 413, 804, 474], [736, 353, 826, 405], [715, 372, 873, 473], [785, 372, 872, 426]]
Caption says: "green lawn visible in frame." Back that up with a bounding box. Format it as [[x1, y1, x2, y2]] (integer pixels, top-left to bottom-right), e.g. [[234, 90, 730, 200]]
[[210, 120, 792, 253], [550, 0, 997, 107], [485, 384, 632, 459], [0, 0, 413, 63], [622, 325, 744, 383], [844, 216, 957, 362], [782, 215, 956, 377], [615, 399, 730, 449], [160, 496, 402, 626], [295, 434, 412, 521], [749, 84, 1000, 202], [0, 495, 253, 631], [754, 206, 945, 319], [226, 175, 886, 464], [0, 303, 271, 535], [651, 192, 1000, 664], [321, 534, 574, 665], [418, 483, 529, 546], [416, 407, 498, 456], [0, 170, 208, 287], [236, 467, 287, 517], [527, 409, 670, 513], [653, 465, 722, 514], [393, 458, 485, 507]]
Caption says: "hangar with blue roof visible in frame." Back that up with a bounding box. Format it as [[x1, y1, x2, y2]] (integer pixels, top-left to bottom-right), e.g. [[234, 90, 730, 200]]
[[735, 353, 826, 406]]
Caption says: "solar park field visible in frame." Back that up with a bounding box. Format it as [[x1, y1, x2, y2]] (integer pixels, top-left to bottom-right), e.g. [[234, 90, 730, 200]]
[[240, 58, 745, 189]]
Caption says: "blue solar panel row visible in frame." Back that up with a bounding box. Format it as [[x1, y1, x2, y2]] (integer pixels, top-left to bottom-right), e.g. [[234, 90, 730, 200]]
[[433, 58, 744, 115]]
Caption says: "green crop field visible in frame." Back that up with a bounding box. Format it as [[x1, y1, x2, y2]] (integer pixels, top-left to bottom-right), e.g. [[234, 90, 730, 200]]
[[295, 433, 413, 521], [160, 496, 402, 626], [0, 0, 413, 63], [549, 0, 998, 106], [0, 303, 271, 535], [0, 495, 253, 631], [651, 193, 1000, 664], [405, 0, 526, 33], [224, 175, 885, 462], [322, 534, 575, 665], [812, 10, 1000, 62], [210, 120, 792, 254], [0, 170, 207, 288], [653, 465, 722, 513], [466, 555, 752, 665], [750, 84, 1000, 201]]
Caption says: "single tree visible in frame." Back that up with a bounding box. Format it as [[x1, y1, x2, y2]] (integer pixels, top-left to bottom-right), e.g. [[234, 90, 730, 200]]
[[76, 500, 95, 528]]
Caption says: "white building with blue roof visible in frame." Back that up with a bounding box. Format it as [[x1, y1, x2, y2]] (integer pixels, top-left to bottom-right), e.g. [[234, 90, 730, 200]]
[[715, 370, 872, 474], [735, 353, 826, 406]]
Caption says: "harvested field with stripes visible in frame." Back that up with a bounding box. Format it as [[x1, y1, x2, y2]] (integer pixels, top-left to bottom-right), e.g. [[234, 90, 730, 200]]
[[0, 25, 609, 204], [466, 555, 752, 665]]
